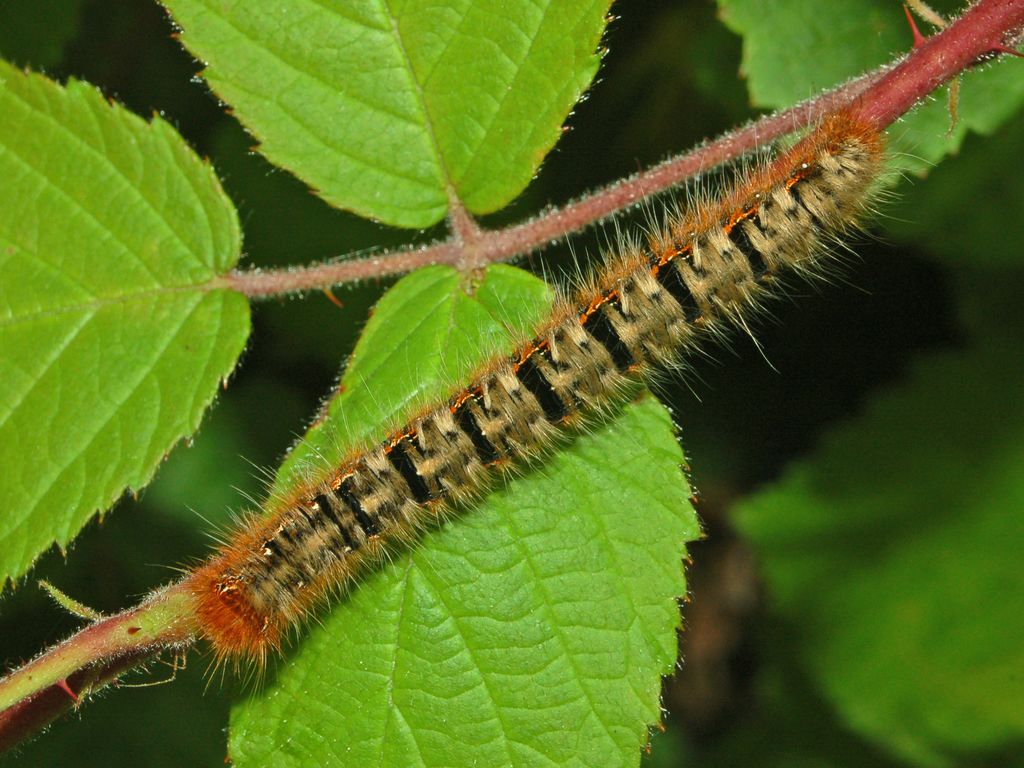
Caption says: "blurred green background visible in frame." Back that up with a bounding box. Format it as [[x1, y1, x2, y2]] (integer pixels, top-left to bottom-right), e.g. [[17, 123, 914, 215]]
[[1, 0, 1022, 765]]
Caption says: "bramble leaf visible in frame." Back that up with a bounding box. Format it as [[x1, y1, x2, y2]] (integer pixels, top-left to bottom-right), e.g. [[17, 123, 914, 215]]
[[230, 265, 700, 768], [887, 115, 1024, 270], [0, 62, 249, 585], [736, 314, 1024, 766], [161, 0, 611, 228]]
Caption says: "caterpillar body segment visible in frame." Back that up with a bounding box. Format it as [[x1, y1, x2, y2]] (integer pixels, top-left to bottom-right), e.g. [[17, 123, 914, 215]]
[[188, 114, 884, 662]]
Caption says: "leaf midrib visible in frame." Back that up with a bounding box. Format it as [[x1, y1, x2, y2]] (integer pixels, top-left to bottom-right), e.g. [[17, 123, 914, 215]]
[[380, 0, 459, 208], [0, 280, 229, 328]]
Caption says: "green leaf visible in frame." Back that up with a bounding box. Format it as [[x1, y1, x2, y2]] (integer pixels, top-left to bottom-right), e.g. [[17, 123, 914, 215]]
[[735, 326, 1024, 766], [230, 265, 700, 767], [717, 0, 1024, 173], [0, 62, 249, 585], [886, 111, 1024, 270], [275, 264, 554, 491], [160, 0, 611, 228]]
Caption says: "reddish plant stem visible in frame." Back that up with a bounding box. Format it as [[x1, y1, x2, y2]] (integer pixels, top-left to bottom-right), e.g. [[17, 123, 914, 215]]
[[222, 71, 882, 298], [854, 0, 1024, 129], [223, 0, 1024, 301], [446, 197, 488, 270], [2, 0, 1022, 754], [0, 649, 157, 753], [0, 585, 198, 752]]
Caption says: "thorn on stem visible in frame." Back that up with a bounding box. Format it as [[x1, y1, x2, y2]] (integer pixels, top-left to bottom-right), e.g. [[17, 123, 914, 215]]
[[322, 287, 344, 309], [56, 679, 80, 704], [989, 44, 1024, 59], [903, 5, 929, 49]]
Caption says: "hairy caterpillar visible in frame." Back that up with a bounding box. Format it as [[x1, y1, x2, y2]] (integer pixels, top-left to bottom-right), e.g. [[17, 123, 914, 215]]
[[187, 112, 884, 663]]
